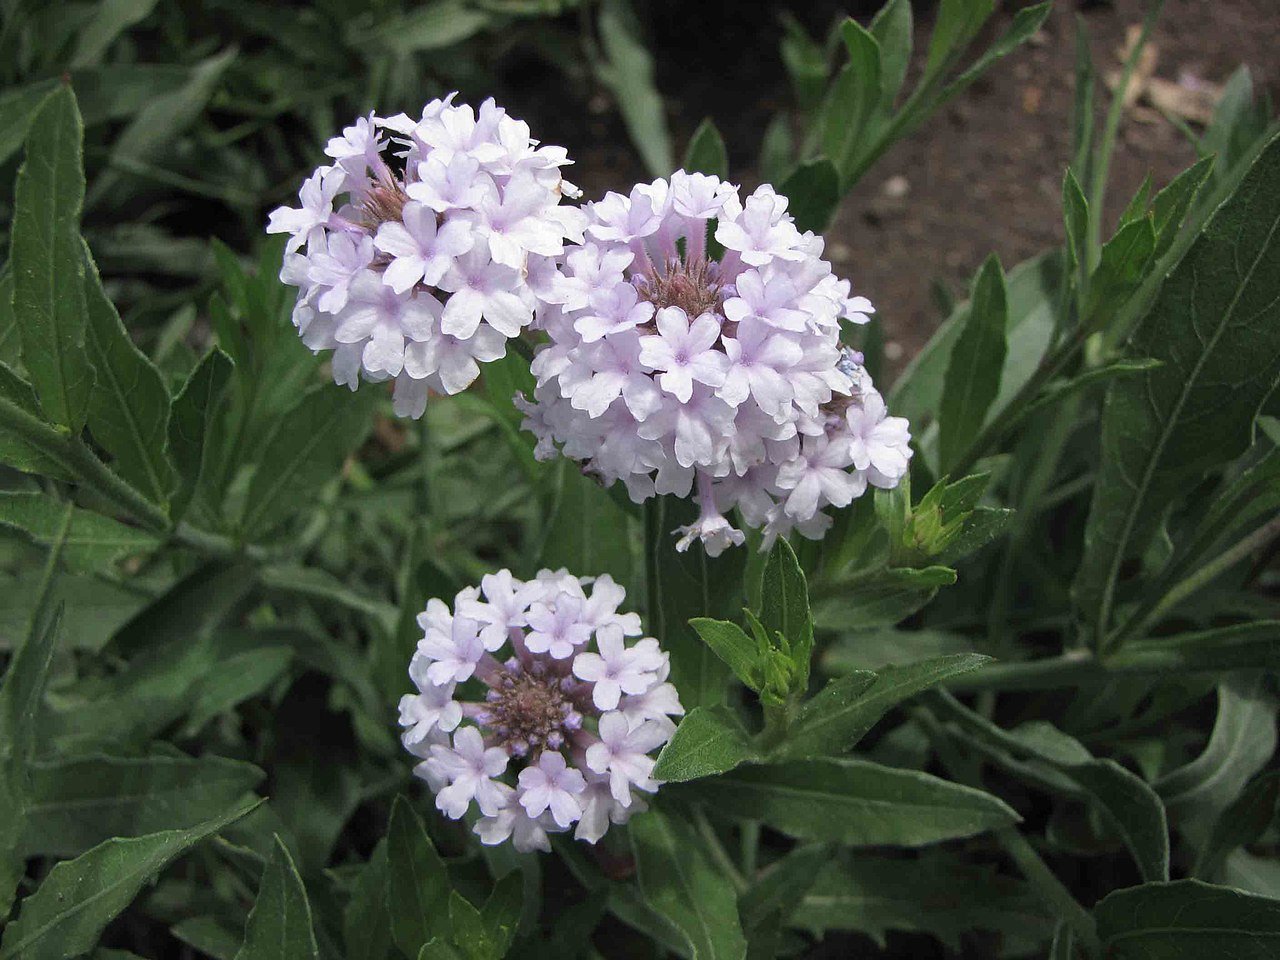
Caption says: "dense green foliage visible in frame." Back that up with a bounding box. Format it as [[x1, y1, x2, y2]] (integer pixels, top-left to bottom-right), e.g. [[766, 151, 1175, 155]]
[[1, 1, 1278, 958]]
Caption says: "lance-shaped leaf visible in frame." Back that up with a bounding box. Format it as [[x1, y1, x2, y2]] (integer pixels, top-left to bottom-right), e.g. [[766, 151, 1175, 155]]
[[630, 808, 747, 960], [758, 537, 813, 686], [679, 757, 1018, 845], [0, 491, 158, 573], [0, 360, 74, 480], [80, 240, 173, 506], [1094, 879, 1280, 959], [1195, 771, 1280, 880], [344, 839, 395, 960], [386, 796, 452, 958], [779, 159, 840, 234], [166, 347, 233, 522], [653, 705, 761, 782], [234, 836, 319, 960], [1075, 134, 1280, 642], [684, 119, 728, 179], [939, 254, 1008, 472], [777, 654, 988, 759], [645, 497, 745, 709], [0, 798, 260, 960], [11, 85, 94, 432], [22, 751, 264, 857]]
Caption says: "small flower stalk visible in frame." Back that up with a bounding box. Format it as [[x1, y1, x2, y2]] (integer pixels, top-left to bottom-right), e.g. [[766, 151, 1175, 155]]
[[398, 570, 683, 852], [517, 172, 913, 555], [268, 96, 585, 418]]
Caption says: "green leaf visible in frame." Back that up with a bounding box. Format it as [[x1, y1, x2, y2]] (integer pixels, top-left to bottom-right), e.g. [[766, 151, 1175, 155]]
[[596, 0, 673, 177], [1111, 622, 1280, 674], [0, 362, 75, 480], [821, 628, 976, 674], [630, 808, 747, 960], [0, 600, 62, 914], [922, 0, 994, 87], [1083, 216, 1157, 332], [811, 566, 957, 632], [1075, 134, 1280, 641], [22, 751, 263, 857], [869, 0, 913, 110], [777, 653, 988, 759], [940, 3, 1052, 103], [1196, 771, 1280, 880], [1020, 358, 1162, 419], [0, 798, 260, 960], [697, 616, 764, 690], [680, 758, 1018, 845], [778, 159, 840, 234], [778, 15, 828, 113], [1095, 879, 1280, 958], [171, 916, 241, 960], [480, 873, 523, 958], [348, 0, 490, 55], [739, 845, 829, 960], [108, 560, 254, 659], [822, 20, 881, 186], [81, 240, 173, 505], [12, 85, 94, 432], [0, 491, 158, 573], [792, 852, 1052, 948], [759, 538, 813, 686], [449, 892, 498, 960], [939, 253, 1008, 472], [386, 796, 452, 959], [241, 385, 371, 537], [345, 840, 395, 960], [234, 836, 319, 960], [684, 119, 728, 178], [70, 0, 159, 68], [182, 645, 293, 736], [538, 462, 634, 585], [1062, 168, 1090, 278], [653, 706, 761, 782], [645, 497, 745, 709], [1156, 676, 1276, 823], [1151, 155, 1215, 259], [933, 691, 1170, 882], [166, 347, 234, 522]]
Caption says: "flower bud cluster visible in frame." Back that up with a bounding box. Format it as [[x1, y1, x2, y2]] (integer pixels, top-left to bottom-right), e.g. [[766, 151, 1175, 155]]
[[268, 96, 585, 418], [517, 173, 913, 553], [398, 570, 683, 852]]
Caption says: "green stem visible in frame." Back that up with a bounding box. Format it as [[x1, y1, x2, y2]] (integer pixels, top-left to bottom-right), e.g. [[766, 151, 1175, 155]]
[[65, 438, 170, 532], [995, 825, 1100, 957], [1085, 0, 1166, 271], [1110, 514, 1280, 648]]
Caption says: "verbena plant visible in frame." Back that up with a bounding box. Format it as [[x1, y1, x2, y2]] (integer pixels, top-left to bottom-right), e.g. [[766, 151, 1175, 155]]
[[1, 1, 1279, 959]]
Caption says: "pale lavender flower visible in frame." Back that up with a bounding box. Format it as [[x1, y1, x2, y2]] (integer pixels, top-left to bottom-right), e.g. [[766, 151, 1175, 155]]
[[398, 570, 682, 852]]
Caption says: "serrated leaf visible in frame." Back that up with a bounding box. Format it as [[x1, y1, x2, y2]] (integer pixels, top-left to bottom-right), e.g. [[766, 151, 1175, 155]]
[[234, 836, 319, 960], [1075, 134, 1280, 641], [740, 845, 830, 960], [12, 85, 93, 432], [22, 751, 263, 857], [0, 491, 158, 573], [778, 653, 987, 759], [680, 758, 1018, 845], [939, 253, 1007, 472], [1083, 216, 1156, 333], [0, 361, 74, 479], [0, 798, 259, 960], [684, 119, 728, 178], [81, 239, 173, 505], [630, 808, 747, 960], [387, 796, 452, 958], [653, 705, 761, 782], [1151, 155, 1215, 259], [1094, 879, 1280, 958], [166, 347, 233, 522]]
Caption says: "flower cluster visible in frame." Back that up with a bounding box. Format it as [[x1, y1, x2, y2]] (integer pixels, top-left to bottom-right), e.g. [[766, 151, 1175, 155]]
[[398, 570, 682, 852], [517, 172, 913, 554], [268, 96, 585, 418]]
